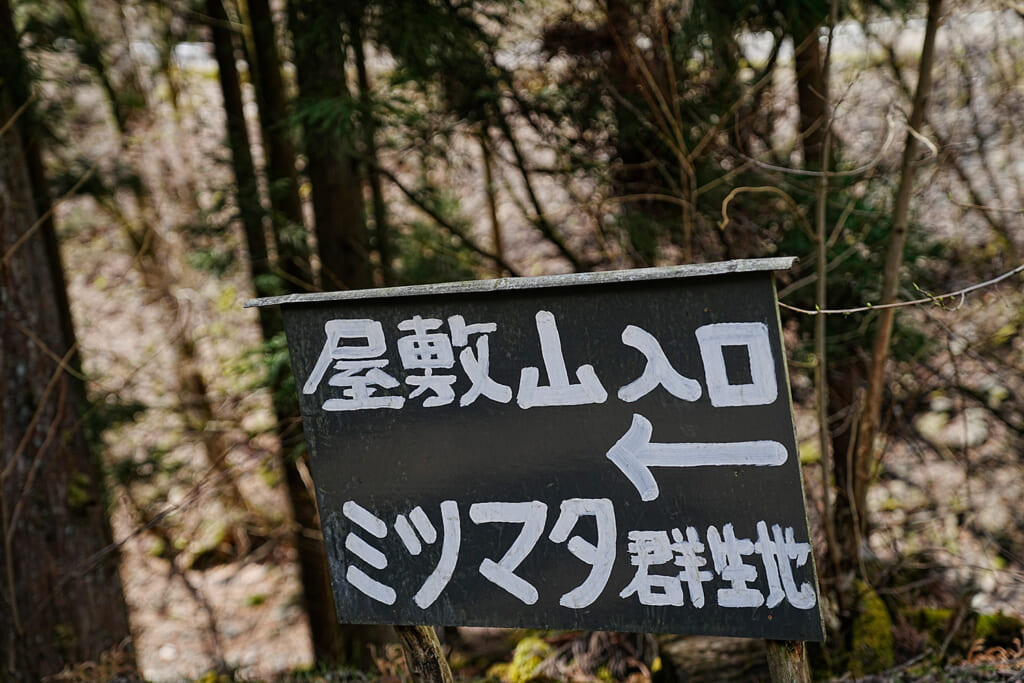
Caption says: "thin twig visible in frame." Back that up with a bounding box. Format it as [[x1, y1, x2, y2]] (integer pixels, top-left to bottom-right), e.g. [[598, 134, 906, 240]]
[[378, 166, 521, 276], [8, 380, 67, 537], [817, 0, 841, 584], [0, 91, 37, 139], [1, 163, 98, 267], [720, 185, 816, 238], [9, 316, 87, 382], [949, 198, 1024, 214], [2, 341, 80, 483], [739, 106, 899, 179], [780, 263, 1024, 315]]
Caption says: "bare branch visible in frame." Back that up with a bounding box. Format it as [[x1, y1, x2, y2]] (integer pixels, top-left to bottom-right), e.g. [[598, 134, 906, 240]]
[[377, 166, 521, 277], [1, 163, 98, 268], [780, 263, 1024, 315], [719, 185, 815, 239], [0, 92, 36, 139]]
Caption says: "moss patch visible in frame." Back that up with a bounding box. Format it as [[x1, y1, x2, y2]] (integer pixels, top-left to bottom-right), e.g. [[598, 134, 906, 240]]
[[486, 662, 510, 681], [506, 636, 554, 683], [850, 581, 895, 676], [67, 471, 96, 513], [975, 612, 1024, 648]]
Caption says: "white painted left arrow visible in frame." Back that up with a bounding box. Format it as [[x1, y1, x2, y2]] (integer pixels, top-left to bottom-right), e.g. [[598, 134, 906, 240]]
[[605, 413, 788, 502]]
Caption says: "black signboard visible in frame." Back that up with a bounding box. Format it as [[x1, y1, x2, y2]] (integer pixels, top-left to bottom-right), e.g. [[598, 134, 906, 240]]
[[250, 259, 824, 641]]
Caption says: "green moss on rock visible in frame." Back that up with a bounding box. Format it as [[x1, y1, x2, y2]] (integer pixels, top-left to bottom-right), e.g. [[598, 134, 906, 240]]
[[975, 612, 1024, 647], [486, 662, 510, 681], [850, 581, 895, 676], [507, 636, 554, 683]]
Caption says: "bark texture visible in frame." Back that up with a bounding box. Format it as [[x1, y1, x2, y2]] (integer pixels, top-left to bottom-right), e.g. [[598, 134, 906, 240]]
[[766, 640, 812, 683], [793, 18, 829, 171], [207, 0, 277, 335], [396, 625, 454, 683], [290, 0, 372, 291], [1, 4, 133, 675], [242, 0, 311, 288]]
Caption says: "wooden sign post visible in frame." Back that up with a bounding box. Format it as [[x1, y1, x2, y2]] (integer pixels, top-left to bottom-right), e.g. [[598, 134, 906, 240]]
[[249, 258, 822, 680]]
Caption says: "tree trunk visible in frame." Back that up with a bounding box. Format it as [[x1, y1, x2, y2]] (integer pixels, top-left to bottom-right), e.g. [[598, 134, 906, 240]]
[[766, 640, 812, 683], [214, 0, 393, 665], [207, 0, 365, 665], [1, 5, 134, 675], [284, 3, 398, 666], [239, 0, 312, 289], [479, 129, 505, 271], [72, 0, 249, 516], [841, 0, 944, 567], [793, 15, 829, 171], [350, 9, 392, 286], [207, 0, 278, 337], [289, 0, 372, 291], [826, 359, 865, 606], [396, 625, 454, 683]]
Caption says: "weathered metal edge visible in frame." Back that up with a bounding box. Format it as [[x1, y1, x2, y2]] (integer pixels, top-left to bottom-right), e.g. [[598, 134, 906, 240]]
[[244, 256, 798, 308]]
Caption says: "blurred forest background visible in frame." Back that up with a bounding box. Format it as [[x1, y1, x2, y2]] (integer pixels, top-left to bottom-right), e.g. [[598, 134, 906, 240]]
[[2, 0, 1024, 680]]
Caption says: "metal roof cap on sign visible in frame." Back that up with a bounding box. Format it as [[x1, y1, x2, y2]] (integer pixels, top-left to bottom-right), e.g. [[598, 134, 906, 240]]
[[245, 256, 797, 308]]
